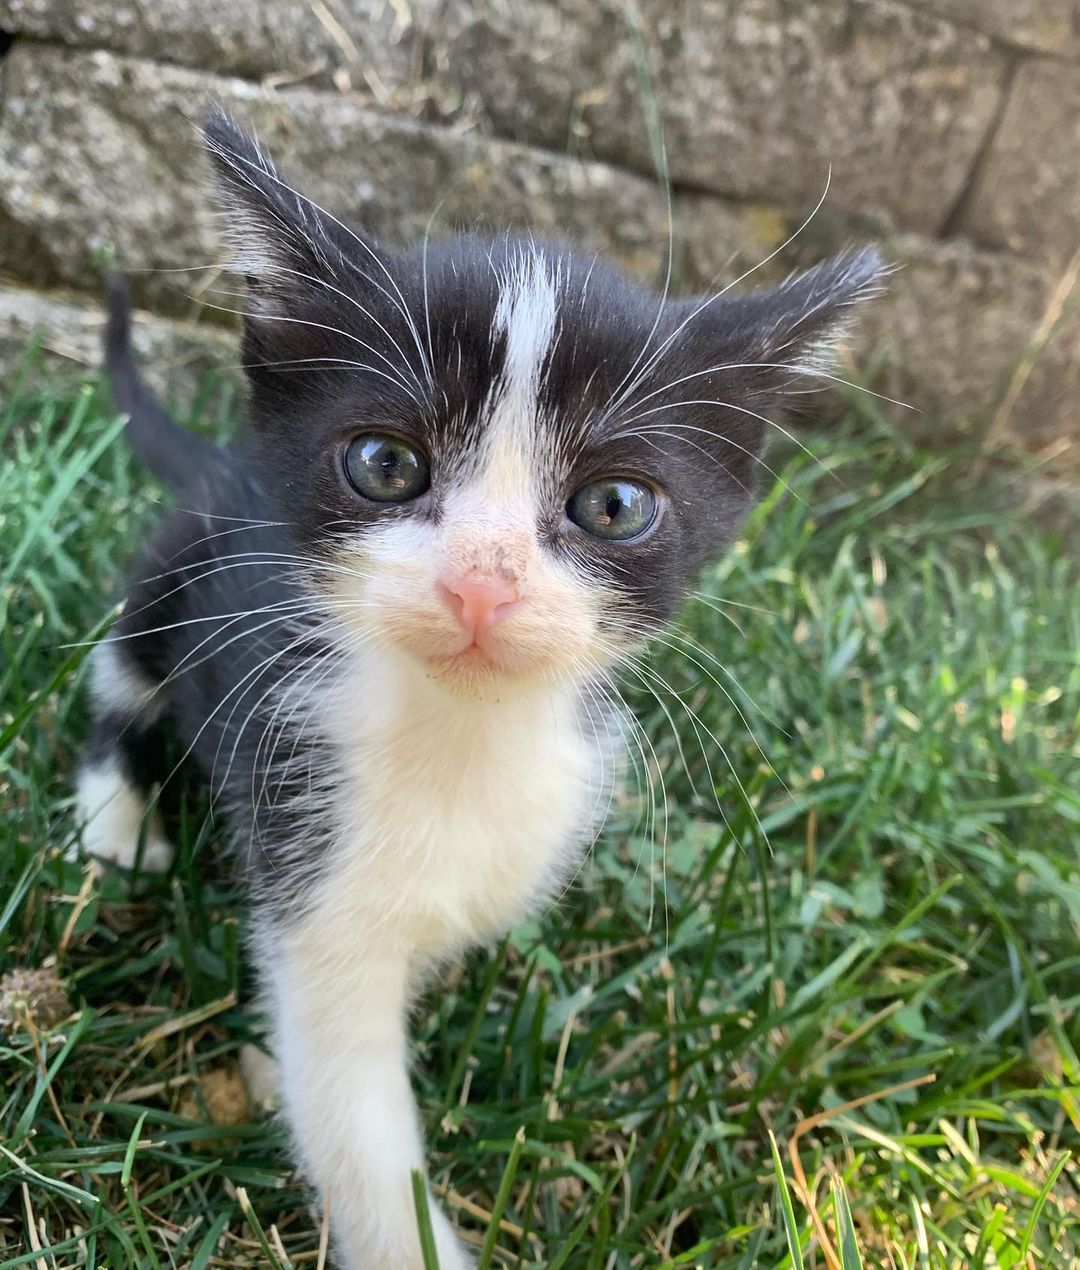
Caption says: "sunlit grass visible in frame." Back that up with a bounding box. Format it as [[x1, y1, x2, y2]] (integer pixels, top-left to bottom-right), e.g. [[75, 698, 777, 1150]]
[[1, 363, 1078, 1266]]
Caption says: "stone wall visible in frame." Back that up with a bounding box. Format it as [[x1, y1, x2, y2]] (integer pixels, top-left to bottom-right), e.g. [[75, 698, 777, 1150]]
[[0, 0, 1076, 465]]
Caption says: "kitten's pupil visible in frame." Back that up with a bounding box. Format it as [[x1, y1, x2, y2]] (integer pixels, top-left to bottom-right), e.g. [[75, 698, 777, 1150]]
[[603, 492, 622, 525], [380, 449, 403, 489]]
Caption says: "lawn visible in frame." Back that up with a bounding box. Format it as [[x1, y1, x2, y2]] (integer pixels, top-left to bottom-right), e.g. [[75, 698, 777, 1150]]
[[1, 362, 1078, 1268]]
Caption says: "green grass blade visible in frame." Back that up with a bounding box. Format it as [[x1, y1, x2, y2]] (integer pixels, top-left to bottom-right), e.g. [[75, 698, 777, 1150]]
[[1018, 1150, 1070, 1259], [189, 1209, 232, 1270], [832, 1177, 864, 1270], [769, 1131, 805, 1270], [236, 1185, 288, 1270], [476, 1125, 526, 1270], [411, 1169, 443, 1270]]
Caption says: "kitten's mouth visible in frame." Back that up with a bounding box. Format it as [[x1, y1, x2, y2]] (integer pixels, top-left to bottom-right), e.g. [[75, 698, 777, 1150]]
[[373, 586, 586, 690], [432, 638, 503, 673], [421, 630, 532, 687]]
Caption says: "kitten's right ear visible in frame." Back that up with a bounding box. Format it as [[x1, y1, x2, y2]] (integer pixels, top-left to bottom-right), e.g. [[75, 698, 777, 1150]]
[[202, 109, 377, 311]]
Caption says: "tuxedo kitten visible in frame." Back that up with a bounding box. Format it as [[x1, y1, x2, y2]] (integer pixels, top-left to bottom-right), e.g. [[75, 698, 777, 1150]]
[[76, 110, 884, 1268]]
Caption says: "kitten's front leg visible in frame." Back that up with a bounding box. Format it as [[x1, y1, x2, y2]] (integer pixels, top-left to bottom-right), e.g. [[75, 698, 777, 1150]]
[[266, 935, 470, 1270]]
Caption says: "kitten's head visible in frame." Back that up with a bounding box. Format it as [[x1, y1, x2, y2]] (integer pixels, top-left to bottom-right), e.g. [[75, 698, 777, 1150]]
[[205, 111, 885, 696]]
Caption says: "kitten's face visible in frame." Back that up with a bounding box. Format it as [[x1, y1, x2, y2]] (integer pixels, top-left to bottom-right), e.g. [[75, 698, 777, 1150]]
[[206, 112, 883, 696]]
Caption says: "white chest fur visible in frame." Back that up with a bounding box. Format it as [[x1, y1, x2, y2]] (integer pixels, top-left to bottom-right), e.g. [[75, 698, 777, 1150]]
[[258, 649, 611, 1270], [299, 650, 605, 961]]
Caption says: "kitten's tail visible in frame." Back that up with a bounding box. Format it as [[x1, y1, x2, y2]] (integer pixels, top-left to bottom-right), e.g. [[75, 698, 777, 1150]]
[[104, 275, 219, 489]]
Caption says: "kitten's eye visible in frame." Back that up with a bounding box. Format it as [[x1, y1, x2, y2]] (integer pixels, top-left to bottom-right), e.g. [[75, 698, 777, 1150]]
[[344, 434, 430, 503], [567, 478, 657, 541]]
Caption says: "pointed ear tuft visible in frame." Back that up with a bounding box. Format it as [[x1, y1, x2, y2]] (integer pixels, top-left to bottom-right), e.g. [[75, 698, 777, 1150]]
[[719, 246, 889, 373], [201, 108, 359, 307]]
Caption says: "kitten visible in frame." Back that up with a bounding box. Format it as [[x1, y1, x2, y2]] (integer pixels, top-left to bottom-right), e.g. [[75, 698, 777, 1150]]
[[76, 110, 884, 1268]]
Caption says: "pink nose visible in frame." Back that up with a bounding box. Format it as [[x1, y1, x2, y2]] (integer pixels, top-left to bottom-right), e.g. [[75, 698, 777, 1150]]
[[438, 575, 523, 641]]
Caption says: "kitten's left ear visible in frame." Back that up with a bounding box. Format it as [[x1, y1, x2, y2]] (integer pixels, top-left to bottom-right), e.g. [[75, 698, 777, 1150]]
[[704, 247, 888, 379]]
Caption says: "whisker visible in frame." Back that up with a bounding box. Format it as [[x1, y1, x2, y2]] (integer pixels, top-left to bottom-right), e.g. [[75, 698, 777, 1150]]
[[612, 408, 817, 493], [199, 611, 338, 790], [157, 603, 332, 696], [168, 508, 290, 527], [61, 595, 314, 650], [239, 262, 429, 397], [598, 170, 836, 422], [689, 590, 778, 619], [629, 652, 771, 860], [102, 559, 321, 636], [622, 429, 755, 499], [133, 549, 376, 597], [205, 137, 434, 387], [649, 629, 792, 786], [194, 299, 424, 404], [589, 42, 677, 443], [252, 617, 380, 822], [136, 610, 342, 876], [541, 661, 664, 926], [614, 358, 916, 419], [223, 620, 362, 824], [591, 668, 665, 908]]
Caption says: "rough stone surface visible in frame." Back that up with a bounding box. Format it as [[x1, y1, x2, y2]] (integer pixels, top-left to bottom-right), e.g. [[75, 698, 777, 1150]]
[[862, 238, 1080, 460], [960, 58, 1080, 265], [0, 0, 426, 92], [0, 45, 782, 311], [918, 0, 1080, 56], [0, 283, 240, 409], [437, 0, 1006, 235], [0, 3, 1079, 469]]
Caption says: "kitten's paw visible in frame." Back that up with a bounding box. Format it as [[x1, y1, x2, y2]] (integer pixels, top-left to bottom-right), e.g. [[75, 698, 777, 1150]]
[[75, 763, 174, 874], [239, 1042, 281, 1112], [86, 830, 175, 874]]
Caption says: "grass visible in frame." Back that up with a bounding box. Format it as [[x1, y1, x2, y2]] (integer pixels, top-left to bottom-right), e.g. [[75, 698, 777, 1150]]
[[1, 361, 1078, 1268]]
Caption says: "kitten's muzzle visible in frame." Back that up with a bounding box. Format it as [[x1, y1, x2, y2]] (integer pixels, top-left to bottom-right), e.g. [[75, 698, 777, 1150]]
[[437, 575, 524, 643]]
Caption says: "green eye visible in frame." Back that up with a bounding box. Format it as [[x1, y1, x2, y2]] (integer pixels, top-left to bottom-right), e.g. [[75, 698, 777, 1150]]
[[344, 434, 430, 503], [567, 478, 658, 541]]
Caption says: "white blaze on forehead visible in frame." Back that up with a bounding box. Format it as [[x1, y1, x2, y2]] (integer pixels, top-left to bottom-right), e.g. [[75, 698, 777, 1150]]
[[493, 250, 558, 405], [467, 250, 559, 516]]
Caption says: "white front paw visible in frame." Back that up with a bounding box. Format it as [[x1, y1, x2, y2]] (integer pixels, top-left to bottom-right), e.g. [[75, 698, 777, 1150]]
[[76, 765, 174, 874]]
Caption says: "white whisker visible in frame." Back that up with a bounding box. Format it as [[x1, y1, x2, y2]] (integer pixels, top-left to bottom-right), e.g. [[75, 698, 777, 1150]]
[[598, 170, 836, 423], [205, 137, 434, 387]]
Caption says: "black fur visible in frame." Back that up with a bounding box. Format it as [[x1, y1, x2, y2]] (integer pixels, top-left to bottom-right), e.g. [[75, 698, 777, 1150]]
[[104, 275, 219, 489]]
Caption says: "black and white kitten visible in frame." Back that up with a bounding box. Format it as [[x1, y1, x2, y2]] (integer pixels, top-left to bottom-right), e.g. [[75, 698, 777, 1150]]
[[76, 111, 884, 1268]]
